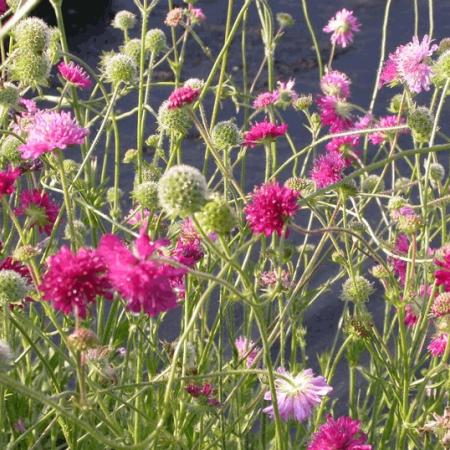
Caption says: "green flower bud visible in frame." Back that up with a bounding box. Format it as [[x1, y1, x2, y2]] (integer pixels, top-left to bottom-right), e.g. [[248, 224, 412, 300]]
[[388, 196, 407, 211], [64, 220, 87, 244], [432, 50, 450, 87], [157, 100, 192, 137], [62, 159, 80, 179], [13, 245, 40, 262], [339, 178, 358, 198], [6, 0, 22, 12], [0, 341, 14, 372], [371, 264, 391, 279], [437, 37, 450, 55], [388, 94, 407, 114], [184, 78, 204, 90], [133, 181, 159, 210], [106, 187, 123, 204], [145, 134, 161, 148], [8, 48, 51, 88], [123, 148, 138, 164], [196, 196, 236, 235], [341, 276, 374, 303], [112, 10, 136, 31], [141, 163, 162, 182], [285, 177, 315, 196], [47, 27, 62, 65], [145, 29, 167, 55], [103, 53, 137, 85], [211, 120, 241, 150], [0, 135, 22, 168], [360, 174, 384, 193], [408, 107, 434, 143], [120, 38, 143, 64], [0, 270, 29, 304], [397, 210, 422, 235], [158, 164, 208, 217], [67, 328, 99, 352], [427, 162, 445, 182], [276, 12, 295, 28], [394, 177, 411, 194], [293, 94, 313, 111], [13, 17, 50, 54], [0, 83, 19, 107], [296, 243, 315, 254]]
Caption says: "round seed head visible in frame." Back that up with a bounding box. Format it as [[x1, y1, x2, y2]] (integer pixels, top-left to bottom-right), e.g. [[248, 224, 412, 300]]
[[112, 10, 136, 31], [360, 174, 384, 193], [13, 17, 51, 54], [211, 121, 241, 150], [8, 48, 51, 88], [0, 270, 29, 304], [341, 276, 374, 303], [103, 53, 137, 85], [157, 100, 192, 137], [196, 195, 236, 235], [0, 83, 19, 107], [407, 107, 434, 143], [145, 29, 167, 55], [133, 181, 159, 210]]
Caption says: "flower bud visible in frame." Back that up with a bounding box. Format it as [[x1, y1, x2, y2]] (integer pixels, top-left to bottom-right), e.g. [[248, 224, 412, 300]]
[[388, 94, 407, 115], [6, 0, 21, 12], [157, 100, 192, 137], [285, 177, 315, 197], [112, 10, 136, 31], [184, 78, 204, 90], [371, 264, 391, 279], [120, 38, 143, 64], [432, 50, 450, 87], [64, 220, 87, 244], [106, 187, 123, 204], [293, 94, 313, 111], [0, 270, 29, 304], [360, 174, 384, 193], [145, 29, 167, 55], [427, 162, 445, 182], [62, 159, 80, 179], [123, 149, 138, 164], [47, 27, 62, 65], [0, 135, 22, 168], [8, 48, 51, 88], [0, 83, 19, 107], [0, 341, 14, 371], [158, 164, 208, 217], [388, 196, 407, 211], [396, 207, 422, 234], [276, 12, 295, 28], [13, 245, 40, 262], [341, 276, 374, 303], [145, 134, 161, 148], [67, 328, 99, 352], [196, 195, 236, 235], [211, 121, 241, 150], [13, 17, 50, 54], [132, 181, 159, 210], [103, 53, 137, 85], [141, 163, 162, 182], [394, 177, 411, 194], [408, 107, 434, 143]]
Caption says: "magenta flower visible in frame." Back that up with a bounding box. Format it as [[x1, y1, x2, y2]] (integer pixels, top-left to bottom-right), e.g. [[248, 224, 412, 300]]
[[323, 9, 361, 48], [310, 150, 346, 189], [368, 115, 407, 145], [253, 91, 279, 110], [320, 70, 351, 98], [19, 110, 88, 159], [172, 238, 204, 268], [389, 233, 409, 285], [98, 228, 183, 317], [404, 304, 418, 328], [188, 4, 206, 24], [244, 181, 299, 237], [308, 415, 372, 450], [0, 0, 6, 14], [39, 247, 112, 318], [243, 120, 288, 147], [263, 368, 332, 422], [326, 135, 360, 167], [58, 62, 92, 89], [0, 166, 21, 198], [235, 336, 260, 367], [167, 86, 200, 109], [317, 95, 353, 132], [125, 208, 150, 226], [428, 333, 448, 357], [380, 35, 438, 93], [435, 249, 450, 292], [15, 189, 59, 235]]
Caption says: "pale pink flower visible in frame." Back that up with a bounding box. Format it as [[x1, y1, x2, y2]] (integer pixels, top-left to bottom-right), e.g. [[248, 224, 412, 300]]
[[125, 208, 150, 226], [310, 150, 346, 189], [19, 110, 88, 159], [253, 91, 279, 110], [431, 293, 450, 318], [316, 95, 353, 132], [165, 8, 183, 27], [243, 119, 288, 147], [427, 333, 448, 357], [323, 9, 361, 48], [320, 70, 351, 98], [368, 115, 407, 145], [235, 336, 260, 367], [167, 86, 199, 109], [58, 62, 92, 89], [263, 368, 332, 422], [259, 270, 292, 289], [187, 4, 206, 24]]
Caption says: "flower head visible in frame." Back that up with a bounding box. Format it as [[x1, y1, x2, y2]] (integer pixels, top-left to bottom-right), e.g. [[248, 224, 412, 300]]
[[19, 110, 88, 159], [263, 368, 332, 422], [390, 233, 409, 285], [317, 95, 353, 132], [435, 248, 450, 292], [308, 415, 372, 450], [427, 333, 448, 357], [310, 151, 346, 189], [253, 91, 279, 110], [320, 70, 351, 98], [15, 189, 59, 235], [165, 8, 183, 27], [368, 115, 407, 145], [404, 304, 418, 328], [187, 4, 206, 24], [244, 181, 299, 237], [323, 9, 361, 48], [431, 293, 450, 318], [235, 336, 260, 368], [39, 247, 112, 318], [58, 62, 92, 89], [0, 166, 21, 198], [243, 120, 287, 148], [167, 86, 199, 109]]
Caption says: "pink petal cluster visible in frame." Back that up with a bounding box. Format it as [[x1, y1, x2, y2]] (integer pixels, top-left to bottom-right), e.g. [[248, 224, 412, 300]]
[[308, 415, 372, 450], [0, 0, 6, 14], [404, 304, 418, 328], [380, 35, 438, 93], [310, 150, 346, 189], [187, 4, 206, 23], [167, 86, 200, 109], [16, 189, 59, 235], [98, 228, 183, 317], [368, 115, 407, 145], [186, 383, 220, 406], [19, 110, 88, 160], [243, 120, 288, 148], [235, 336, 260, 368], [253, 91, 279, 110], [277, 79, 298, 103], [326, 135, 360, 167], [259, 270, 292, 289], [39, 247, 112, 318], [58, 62, 92, 89], [435, 249, 450, 291], [320, 70, 351, 98], [431, 292, 450, 318], [0, 166, 21, 198], [323, 9, 361, 48], [316, 95, 353, 133], [390, 233, 409, 285], [165, 8, 183, 27], [244, 181, 299, 237], [263, 368, 332, 422], [427, 333, 448, 357]]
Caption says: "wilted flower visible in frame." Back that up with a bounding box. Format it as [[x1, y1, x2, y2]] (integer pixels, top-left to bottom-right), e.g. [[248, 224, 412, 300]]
[[253, 91, 279, 110], [235, 336, 260, 367]]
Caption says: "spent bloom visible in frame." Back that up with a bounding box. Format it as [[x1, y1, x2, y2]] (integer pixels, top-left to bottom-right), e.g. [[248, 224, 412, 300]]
[[320, 70, 351, 98], [165, 8, 183, 27], [243, 120, 288, 147], [19, 110, 88, 159], [15, 189, 59, 235], [235, 336, 260, 367], [310, 151, 346, 189], [308, 415, 372, 450], [39, 247, 112, 318], [427, 333, 448, 357], [317, 95, 353, 132], [323, 9, 361, 48], [253, 91, 279, 110], [244, 181, 299, 237], [263, 368, 332, 422], [167, 86, 200, 109], [432, 293, 450, 318], [0, 166, 21, 198], [187, 4, 206, 24], [58, 62, 92, 89], [98, 228, 183, 317]]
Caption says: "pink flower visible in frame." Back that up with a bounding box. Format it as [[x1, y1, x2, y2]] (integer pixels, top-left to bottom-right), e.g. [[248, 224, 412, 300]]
[[308, 415, 372, 450], [310, 150, 346, 189], [98, 228, 183, 317], [15, 189, 59, 235], [277, 79, 298, 104], [435, 249, 450, 292], [125, 208, 150, 226], [58, 62, 92, 89], [380, 36, 438, 93], [317, 95, 353, 133], [263, 368, 332, 422], [165, 8, 183, 27], [39, 247, 112, 318], [243, 120, 288, 147], [320, 70, 351, 98], [244, 182, 299, 237], [0, 0, 7, 14], [326, 135, 360, 167], [172, 238, 204, 268], [0, 166, 21, 198], [235, 336, 260, 367], [19, 110, 88, 159], [390, 233, 409, 285], [167, 86, 200, 109], [368, 115, 407, 145], [427, 333, 448, 357], [186, 383, 220, 406], [431, 292, 450, 318], [404, 304, 418, 328], [259, 270, 292, 289], [323, 9, 361, 48], [188, 4, 206, 24], [253, 91, 279, 110]]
